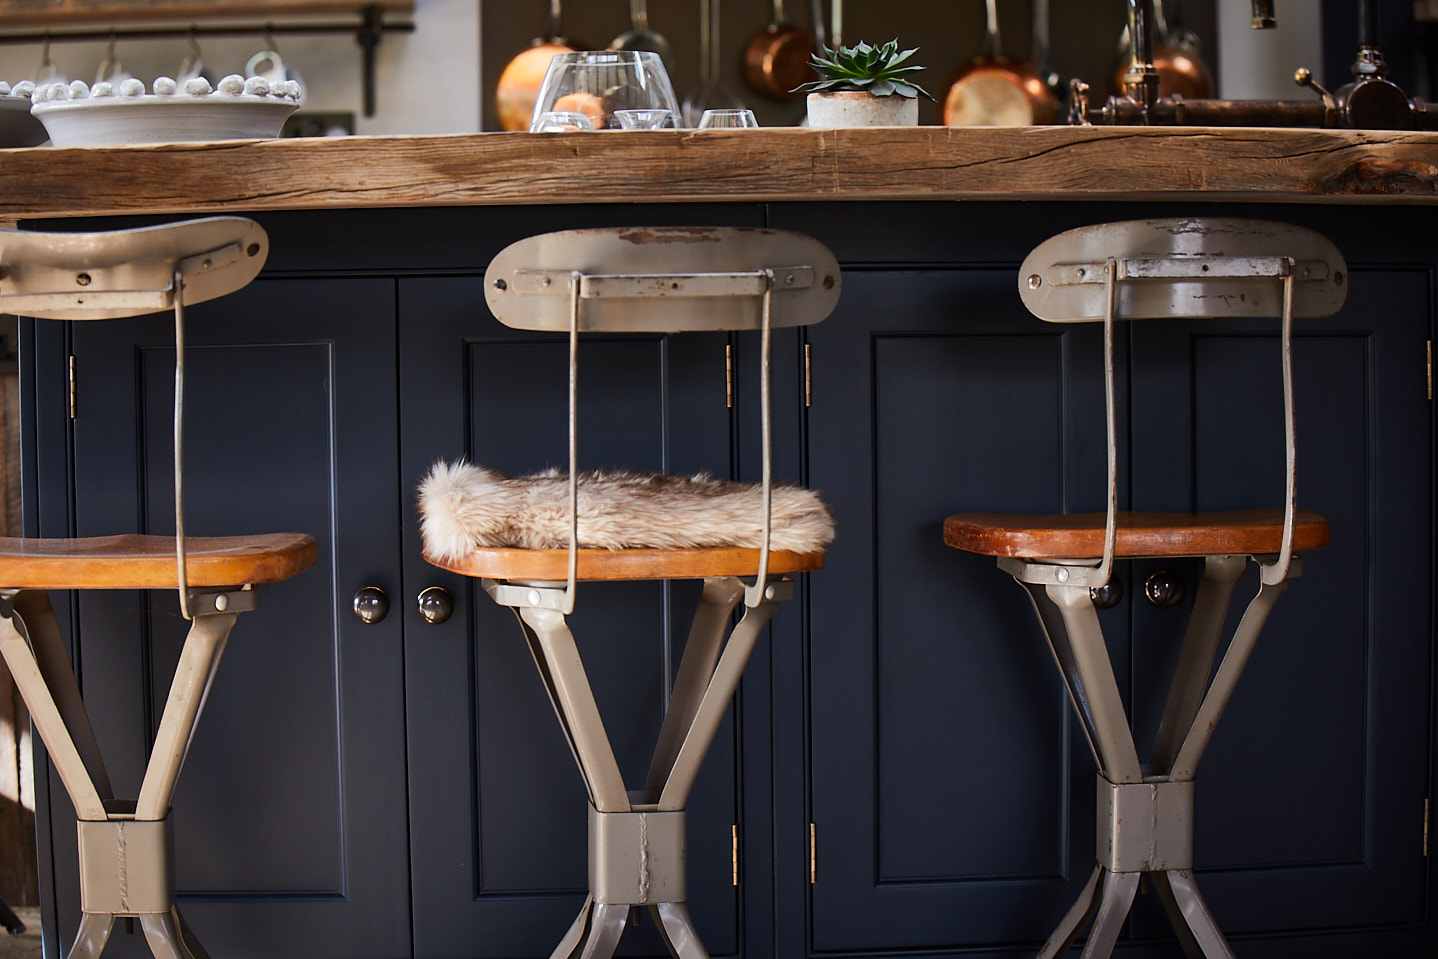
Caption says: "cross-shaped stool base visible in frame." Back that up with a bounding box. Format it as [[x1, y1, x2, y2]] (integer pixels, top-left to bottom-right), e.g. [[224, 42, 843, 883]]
[[486, 575, 791, 959], [1003, 553, 1295, 959], [0, 587, 256, 959]]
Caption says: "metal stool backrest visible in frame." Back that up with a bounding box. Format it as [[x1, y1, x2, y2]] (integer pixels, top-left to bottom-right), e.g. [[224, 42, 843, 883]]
[[1017, 217, 1347, 586], [484, 226, 842, 610], [0, 217, 269, 615]]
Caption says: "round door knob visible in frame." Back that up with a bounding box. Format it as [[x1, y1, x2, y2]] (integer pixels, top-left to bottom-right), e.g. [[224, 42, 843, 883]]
[[1089, 578, 1124, 610], [353, 586, 389, 624], [418, 586, 453, 625], [1144, 571, 1185, 608]]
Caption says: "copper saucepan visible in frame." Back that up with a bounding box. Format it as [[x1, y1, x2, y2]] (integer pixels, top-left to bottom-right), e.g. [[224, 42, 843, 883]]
[[743, 0, 817, 100], [944, 0, 1057, 126], [496, 0, 578, 131]]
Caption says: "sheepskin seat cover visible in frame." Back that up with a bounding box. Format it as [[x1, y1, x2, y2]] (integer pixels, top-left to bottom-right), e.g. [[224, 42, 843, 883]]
[[419, 461, 835, 562]]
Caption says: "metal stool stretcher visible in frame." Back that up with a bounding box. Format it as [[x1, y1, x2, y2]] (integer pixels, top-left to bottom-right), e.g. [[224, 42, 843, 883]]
[[421, 227, 840, 959], [943, 219, 1347, 958], [0, 220, 316, 959]]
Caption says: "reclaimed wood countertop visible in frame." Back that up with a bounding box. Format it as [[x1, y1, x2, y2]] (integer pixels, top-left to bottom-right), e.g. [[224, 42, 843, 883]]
[[4, 125, 1437, 219]]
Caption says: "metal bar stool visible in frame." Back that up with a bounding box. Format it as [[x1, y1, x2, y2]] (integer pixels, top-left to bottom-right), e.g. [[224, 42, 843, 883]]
[[420, 227, 840, 959], [943, 219, 1347, 958], [0, 219, 317, 959]]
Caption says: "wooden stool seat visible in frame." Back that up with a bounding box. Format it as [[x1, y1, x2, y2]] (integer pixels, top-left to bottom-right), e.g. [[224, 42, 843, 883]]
[[425, 545, 825, 583], [0, 533, 317, 590], [943, 509, 1329, 560]]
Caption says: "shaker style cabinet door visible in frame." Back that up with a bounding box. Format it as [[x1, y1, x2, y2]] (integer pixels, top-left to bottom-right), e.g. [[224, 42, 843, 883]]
[[397, 278, 744, 958], [1123, 257, 1434, 950], [802, 265, 1125, 954], [47, 276, 411, 959]]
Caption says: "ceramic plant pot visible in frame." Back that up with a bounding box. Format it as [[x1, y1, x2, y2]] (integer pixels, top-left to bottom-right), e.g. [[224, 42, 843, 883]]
[[805, 90, 918, 127]]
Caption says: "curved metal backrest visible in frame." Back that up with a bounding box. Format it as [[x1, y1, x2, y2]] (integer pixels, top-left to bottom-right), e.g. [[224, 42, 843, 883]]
[[0, 217, 268, 320], [1018, 218, 1346, 324], [484, 227, 841, 333], [484, 227, 842, 612], [1017, 218, 1348, 588], [1, 217, 269, 618]]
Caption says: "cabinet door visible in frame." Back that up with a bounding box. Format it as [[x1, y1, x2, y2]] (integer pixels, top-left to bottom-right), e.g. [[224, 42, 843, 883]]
[[398, 275, 747, 958], [1125, 261, 1433, 945], [805, 267, 1124, 953], [49, 276, 411, 959]]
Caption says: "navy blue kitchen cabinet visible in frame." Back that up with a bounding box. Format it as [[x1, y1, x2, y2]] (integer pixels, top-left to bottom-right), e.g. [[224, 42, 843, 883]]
[[22, 203, 1437, 958]]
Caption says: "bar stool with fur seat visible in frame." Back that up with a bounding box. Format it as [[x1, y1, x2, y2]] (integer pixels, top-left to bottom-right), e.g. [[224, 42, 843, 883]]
[[0, 218, 317, 959], [943, 218, 1346, 959], [419, 227, 839, 959]]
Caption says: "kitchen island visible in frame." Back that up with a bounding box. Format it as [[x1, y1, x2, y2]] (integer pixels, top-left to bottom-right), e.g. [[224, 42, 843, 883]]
[[3, 127, 1435, 959]]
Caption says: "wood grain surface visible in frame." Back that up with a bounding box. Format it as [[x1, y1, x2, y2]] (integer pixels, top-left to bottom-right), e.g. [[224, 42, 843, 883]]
[[943, 508, 1330, 559], [425, 545, 825, 583], [2, 126, 1436, 220], [0, 532, 317, 588]]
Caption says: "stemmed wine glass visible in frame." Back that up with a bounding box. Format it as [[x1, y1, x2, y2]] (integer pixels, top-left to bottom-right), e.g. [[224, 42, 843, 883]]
[[531, 50, 680, 131]]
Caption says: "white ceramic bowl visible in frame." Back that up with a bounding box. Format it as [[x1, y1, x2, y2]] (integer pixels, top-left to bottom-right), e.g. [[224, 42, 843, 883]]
[[31, 79, 299, 147]]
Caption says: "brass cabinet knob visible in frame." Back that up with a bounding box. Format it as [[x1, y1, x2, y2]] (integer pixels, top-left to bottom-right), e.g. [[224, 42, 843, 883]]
[[1144, 570, 1185, 608], [418, 586, 453, 625], [353, 586, 389, 624]]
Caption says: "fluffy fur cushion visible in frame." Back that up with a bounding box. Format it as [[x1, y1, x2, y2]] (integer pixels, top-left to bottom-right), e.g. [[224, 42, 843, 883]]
[[419, 460, 835, 561]]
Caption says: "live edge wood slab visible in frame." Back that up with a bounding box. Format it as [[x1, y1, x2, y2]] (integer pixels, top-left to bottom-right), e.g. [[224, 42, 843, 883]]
[[1, 125, 1436, 220]]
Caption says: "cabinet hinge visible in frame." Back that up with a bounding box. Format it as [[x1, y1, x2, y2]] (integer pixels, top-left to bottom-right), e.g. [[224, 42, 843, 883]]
[[804, 343, 813, 408], [1424, 798, 1430, 857], [68, 354, 76, 420], [725, 343, 733, 409], [731, 824, 739, 886], [809, 822, 817, 884]]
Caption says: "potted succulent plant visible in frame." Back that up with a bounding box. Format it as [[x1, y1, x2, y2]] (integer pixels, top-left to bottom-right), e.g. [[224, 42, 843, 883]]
[[794, 38, 933, 127]]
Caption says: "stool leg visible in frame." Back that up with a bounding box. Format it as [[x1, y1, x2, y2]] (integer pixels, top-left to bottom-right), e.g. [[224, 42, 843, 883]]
[[1166, 578, 1288, 781], [0, 593, 110, 821], [550, 895, 595, 959], [136, 612, 239, 821], [518, 606, 630, 813], [1031, 584, 1143, 784], [139, 905, 210, 959], [1150, 556, 1246, 772], [650, 901, 710, 959], [1152, 870, 1235, 959], [655, 583, 781, 810], [645, 579, 744, 802], [1078, 870, 1139, 959], [1037, 865, 1101, 959], [573, 902, 628, 959], [64, 913, 114, 959]]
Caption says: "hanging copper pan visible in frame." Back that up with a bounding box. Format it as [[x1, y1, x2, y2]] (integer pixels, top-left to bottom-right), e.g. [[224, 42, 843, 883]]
[[944, 0, 1057, 126], [743, 0, 817, 100], [1110, 0, 1213, 99], [496, 0, 578, 131]]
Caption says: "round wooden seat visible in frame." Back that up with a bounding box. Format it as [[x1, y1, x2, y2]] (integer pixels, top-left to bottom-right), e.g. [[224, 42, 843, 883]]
[[0, 533, 318, 590], [425, 545, 826, 583], [943, 509, 1330, 560]]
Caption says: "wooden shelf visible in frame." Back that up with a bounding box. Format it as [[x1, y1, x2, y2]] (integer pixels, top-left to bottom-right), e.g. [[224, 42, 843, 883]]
[[0, 1, 413, 28], [1, 126, 1435, 221]]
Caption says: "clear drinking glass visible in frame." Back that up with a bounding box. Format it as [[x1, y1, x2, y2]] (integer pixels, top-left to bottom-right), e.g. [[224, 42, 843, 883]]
[[531, 50, 681, 131], [531, 111, 596, 132], [614, 108, 679, 129], [696, 108, 759, 129]]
